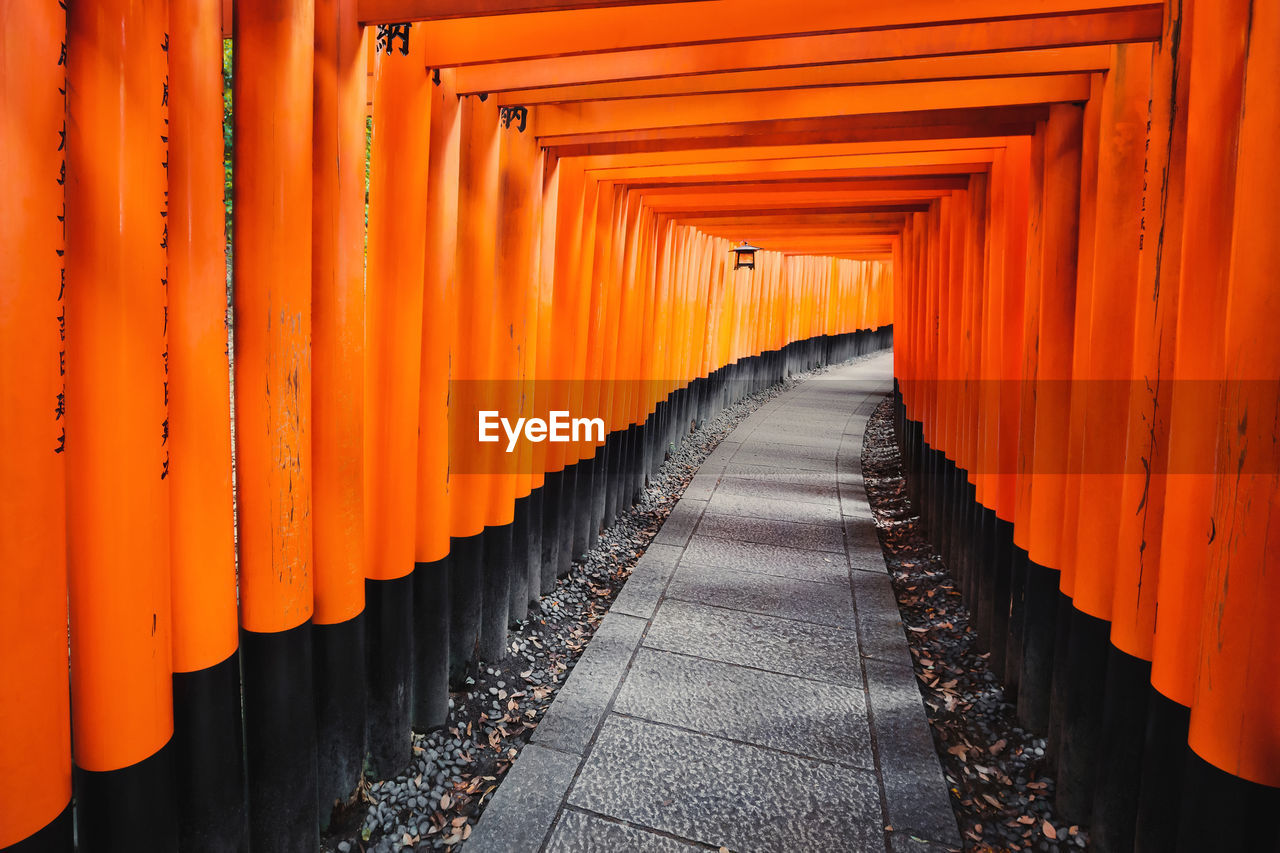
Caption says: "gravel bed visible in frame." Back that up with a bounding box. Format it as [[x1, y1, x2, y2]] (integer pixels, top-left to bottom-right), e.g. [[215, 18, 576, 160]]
[[861, 399, 1089, 853], [323, 362, 847, 853]]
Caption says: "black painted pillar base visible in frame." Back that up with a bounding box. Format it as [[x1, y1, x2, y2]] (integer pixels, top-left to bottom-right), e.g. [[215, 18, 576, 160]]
[[604, 431, 622, 526], [527, 487, 545, 608], [1176, 752, 1280, 852], [1055, 605, 1110, 824], [313, 613, 366, 828], [173, 648, 248, 848], [1005, 545, 1030, 700], [365, 575, 414, 780], [989, 518, 1014, 678], [75, 741, 178, 852], [539, 472, 562, 595], [1046, 592, 1074, 771], [1091, 646, 1151, 853], [1134, 689, 1190, 853], [448, 532, 484, 687], [556, 463, 577, 577], [1016, 558, 1059, 732], [571, 455, 595, 562], [973, 494, 995, 649], [412, 556, 450, 731], [479, 524, 512, 662], [5, 802, 73, 853], [509, 496, 531, 625], [589, 446, 607, 551], [240, 622, 320, 853]]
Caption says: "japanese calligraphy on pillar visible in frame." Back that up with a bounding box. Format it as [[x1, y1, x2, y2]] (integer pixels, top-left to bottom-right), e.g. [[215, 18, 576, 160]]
[[376, 24, 411, 56], [161, 30, 170, 479], [55, 0, 67, 455], [1139, 98, 1152, 251]]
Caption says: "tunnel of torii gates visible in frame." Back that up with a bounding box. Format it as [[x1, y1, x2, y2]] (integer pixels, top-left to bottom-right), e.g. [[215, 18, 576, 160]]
[[2, 0, 1279, 850]]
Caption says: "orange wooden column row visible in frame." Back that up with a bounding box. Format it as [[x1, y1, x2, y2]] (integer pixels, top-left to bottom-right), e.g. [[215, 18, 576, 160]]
[[0, 3, 72, 847], [65, 1, 177, 845], [233, 0, 322, 846], [1192, 0, 1280, 789]]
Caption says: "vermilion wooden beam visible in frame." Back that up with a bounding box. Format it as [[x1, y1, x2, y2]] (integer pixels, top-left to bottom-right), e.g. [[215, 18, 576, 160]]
[[631, 176, 970, 194], [546, 105, 1048, 154], [495, 46, 1111, 105], [360, 0, 710, 22], [565, 137, 1016, 170], [403, 0, 1158, 66], [604, 164, 991, 188], [537, 75, 1091, 138], [639, 190, 955, 213], [584, 150, 999, 182], [672, 203, 933, 218], [461, 11, 1151, 94], [685, 212, 911, 227]]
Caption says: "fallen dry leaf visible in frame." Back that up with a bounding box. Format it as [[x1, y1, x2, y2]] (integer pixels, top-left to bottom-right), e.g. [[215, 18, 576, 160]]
[[1043, 820, 1057, 840]]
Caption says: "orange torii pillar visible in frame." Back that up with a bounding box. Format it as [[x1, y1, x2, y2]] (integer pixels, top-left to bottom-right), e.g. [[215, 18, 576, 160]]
[[1007, 120, 1044, 710], [543, 161, 588, 581], [65, 1, 178, 847], [1016, 104, 1083, 735], [364, 21, 431, 780], [571, 183, 610, 551], [517, 138, 546, 611], [415, 66, 461, 726], [532, 152, 562, 596], [1049, 78, 1104, 759], [606, 194, 642, 526], [233, 0, 320, 848], [1097, 6, 1190, 849], [1142, 2, 1248, 848], [1183, 1, 1280, 843], [168, 0, 245, 847], [559, 175, 599, 567], [311, 0, 369, 820], [496, 103, 542, 620], [1056, 43, 1150, 826], [605, 190, 637, 544], [995, 139, 1031, 692], [0, 4, 73, 849], [449, 94, 503, 666]]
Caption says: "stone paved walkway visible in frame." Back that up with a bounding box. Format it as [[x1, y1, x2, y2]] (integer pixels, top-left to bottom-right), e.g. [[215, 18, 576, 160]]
[[468, 352, 961, 853]]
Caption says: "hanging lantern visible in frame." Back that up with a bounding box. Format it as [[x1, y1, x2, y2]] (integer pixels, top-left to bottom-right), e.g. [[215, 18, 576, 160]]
[[730, 241, 760, 270]]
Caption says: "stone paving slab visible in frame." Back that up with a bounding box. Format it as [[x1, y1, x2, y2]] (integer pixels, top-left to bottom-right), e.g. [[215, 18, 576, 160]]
[[643, 599, 865, 686], [712, 474, 841, 506], [680, 535, 848, 585], [650, 499, 708, 547], [704, 490, 844, 527], [719, 463, 839, 485], [665, 562, 857, 629], [608, 553, 680, 621], [733, 448, 838, 472], [465, 745, 581, 853], [529, 613, 646, 756], [694, 511, 847, 553], [545, 811, 702, 853], [865, 658, 963, 847], [851, 569, 917, 670], [470, 353, 961, 853], [568, 715, 885, 853], [614, 647, 875, 769]]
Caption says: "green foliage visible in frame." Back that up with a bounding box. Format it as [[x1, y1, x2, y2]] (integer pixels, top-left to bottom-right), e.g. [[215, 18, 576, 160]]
[[365, 115, 373, 238], [223, 39, 233, 261]]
